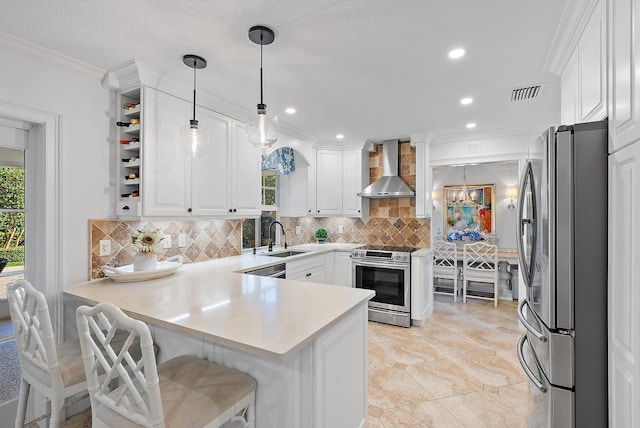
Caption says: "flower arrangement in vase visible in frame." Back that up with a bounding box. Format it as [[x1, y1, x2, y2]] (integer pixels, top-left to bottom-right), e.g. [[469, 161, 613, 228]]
[[314, 228, 328, 244], [131, 228, 165, 271]]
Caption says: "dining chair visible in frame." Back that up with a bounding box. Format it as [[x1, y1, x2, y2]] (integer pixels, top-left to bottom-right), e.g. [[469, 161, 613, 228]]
[[6, 279, 91, 428], [462, 242, 499, 307], [432, 240, 460, 301], [76, 302, 257, 428], [6, 279, 143, 428]]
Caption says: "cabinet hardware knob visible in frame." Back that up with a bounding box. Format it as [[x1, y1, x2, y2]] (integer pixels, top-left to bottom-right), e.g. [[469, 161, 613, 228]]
[[229, 208, 233, 213], [122, 206, 130, 210], [358, 210, 360, 213], [317, 210, 320, 213], [233, 208, 237, 212], [306, 273, 312, 277], [187, 208, 192, 213], [308, 210, 312, 213]]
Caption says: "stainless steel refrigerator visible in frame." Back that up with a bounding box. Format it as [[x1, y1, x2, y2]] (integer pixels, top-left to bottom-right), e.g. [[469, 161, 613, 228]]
[[516, 119, 608, 427]]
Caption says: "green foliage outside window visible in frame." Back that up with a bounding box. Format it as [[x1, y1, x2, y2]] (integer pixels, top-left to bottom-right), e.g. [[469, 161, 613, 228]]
[[0, 167, 25, 249]]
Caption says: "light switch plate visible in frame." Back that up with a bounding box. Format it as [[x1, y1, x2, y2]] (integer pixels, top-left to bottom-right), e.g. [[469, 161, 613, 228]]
[[295, 226, 302, 235], [99, 240, 111, 256], [163, 235, 171, 249], [178, 233, 187, 248], [338, 225, 345, 234]]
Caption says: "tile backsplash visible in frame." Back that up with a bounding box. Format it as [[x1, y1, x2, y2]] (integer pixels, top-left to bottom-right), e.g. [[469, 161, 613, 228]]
[[89, 219, 242, 280], [281, 216, 430, 248]]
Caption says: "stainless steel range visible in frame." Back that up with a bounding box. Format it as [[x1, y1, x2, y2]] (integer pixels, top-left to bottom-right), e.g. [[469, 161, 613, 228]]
[[352, 245, 415, 328]]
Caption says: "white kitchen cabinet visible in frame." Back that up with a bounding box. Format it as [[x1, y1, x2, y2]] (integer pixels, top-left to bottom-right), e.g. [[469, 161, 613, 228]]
[[315, 150, 343, 216], [608, 0, 640, 153], [142, 86, 191, 217], [313, 148, 368, 217], [608, 141, 640, 428], [126, 87, 260, 218], [560, 0, 606, 125], [560, 51, 580, 125], [414, 141, 432, 218], [333, 251, 353, 287], [189, 105, 234, 216], [342, 149, 369, 217], [410, 251, 433, 325], [229, 120, 261, 217], [286, 254, 326, 283]]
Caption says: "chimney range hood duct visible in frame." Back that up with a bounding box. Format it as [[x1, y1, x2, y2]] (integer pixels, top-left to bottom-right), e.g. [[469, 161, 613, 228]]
[[358, 139, 415, 198]]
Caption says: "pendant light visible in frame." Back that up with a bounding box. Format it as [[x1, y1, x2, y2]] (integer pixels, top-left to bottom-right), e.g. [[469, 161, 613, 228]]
[[246, 25, 278, 148], [180, 54, 209, 157]]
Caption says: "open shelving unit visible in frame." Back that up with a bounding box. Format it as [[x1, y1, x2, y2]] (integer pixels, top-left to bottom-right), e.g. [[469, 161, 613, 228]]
[[116, 87, 142, 218]]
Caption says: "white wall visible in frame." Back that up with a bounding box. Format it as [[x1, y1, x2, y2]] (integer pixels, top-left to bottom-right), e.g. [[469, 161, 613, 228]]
[[431, 162, 520, 249], [0, 41, 111, 286]]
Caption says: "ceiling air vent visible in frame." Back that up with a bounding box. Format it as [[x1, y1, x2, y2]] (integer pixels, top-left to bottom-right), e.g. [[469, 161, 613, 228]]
[[510, 83, 545, 102]]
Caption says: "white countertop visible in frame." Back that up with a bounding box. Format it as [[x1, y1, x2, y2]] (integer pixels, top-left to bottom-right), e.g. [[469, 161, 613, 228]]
[[64, 244, 373, 360]]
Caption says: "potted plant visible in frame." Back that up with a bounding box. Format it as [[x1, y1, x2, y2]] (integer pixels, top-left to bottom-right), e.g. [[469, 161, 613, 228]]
[[314, 228, 328, 244]]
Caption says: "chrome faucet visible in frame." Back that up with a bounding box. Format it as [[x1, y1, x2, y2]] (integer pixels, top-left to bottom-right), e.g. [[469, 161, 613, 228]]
[[268, 221, 286, 252]]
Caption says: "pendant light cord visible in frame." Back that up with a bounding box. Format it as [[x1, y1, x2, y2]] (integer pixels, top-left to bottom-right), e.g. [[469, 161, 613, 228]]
[[192, 60, 197, 121], [259, 32, 264, 105]]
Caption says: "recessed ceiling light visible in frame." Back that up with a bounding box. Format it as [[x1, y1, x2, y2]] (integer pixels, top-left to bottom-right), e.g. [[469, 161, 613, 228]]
[[460, 97, 473, 105], [448, 48, 466, 59], [336, 134, 344, 139], [466, 123, 477, 129], [285, 107, 296, 114]]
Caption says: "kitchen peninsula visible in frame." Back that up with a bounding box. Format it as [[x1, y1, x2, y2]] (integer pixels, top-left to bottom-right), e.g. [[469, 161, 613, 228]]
[[64, 250, 374, 428]]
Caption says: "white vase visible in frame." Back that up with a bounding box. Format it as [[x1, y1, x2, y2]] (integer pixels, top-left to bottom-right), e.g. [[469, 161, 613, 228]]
[[133, 253, 157, 271]]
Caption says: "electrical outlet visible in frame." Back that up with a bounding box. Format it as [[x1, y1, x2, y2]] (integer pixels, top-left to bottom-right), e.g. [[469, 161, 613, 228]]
[[163, 235, 172, 249], [338, 225, 345, 234], [295, 226, 302, 235], [99, 240, 111, 256], [178, 233, 187, 248]]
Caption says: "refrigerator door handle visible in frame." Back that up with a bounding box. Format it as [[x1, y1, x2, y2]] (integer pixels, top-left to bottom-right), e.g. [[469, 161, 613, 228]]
[[516, 161, 538, 288], [517, 299, 548, 342], [517, 334, 547, 393]]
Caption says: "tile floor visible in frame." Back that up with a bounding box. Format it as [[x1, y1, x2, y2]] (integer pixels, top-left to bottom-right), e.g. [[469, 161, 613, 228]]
[[10, 295, 533, 427], [366, 296, 532, 427]]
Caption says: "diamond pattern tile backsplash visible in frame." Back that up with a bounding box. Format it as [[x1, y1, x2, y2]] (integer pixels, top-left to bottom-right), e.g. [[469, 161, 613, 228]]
[[89, 141, 429, 279], [89, 219, 242, 280], [280, 216, 430, 248]]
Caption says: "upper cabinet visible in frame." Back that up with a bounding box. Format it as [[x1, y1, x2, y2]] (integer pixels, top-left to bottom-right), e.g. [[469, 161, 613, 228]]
[[116, 86, 261, 219], [560, 0, 606, 125], [314, 148, 369, 217], [413, 141, 432, 218], [608, 0, 640, 153], [280, 147, 369, 218]]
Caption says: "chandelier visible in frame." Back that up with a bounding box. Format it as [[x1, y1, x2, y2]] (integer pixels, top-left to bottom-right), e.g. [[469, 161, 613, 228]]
[[447, 166, 477, 205]]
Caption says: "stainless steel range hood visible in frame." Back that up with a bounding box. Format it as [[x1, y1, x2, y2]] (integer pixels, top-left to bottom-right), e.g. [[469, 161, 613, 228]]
[[358, 139, 415, 198]]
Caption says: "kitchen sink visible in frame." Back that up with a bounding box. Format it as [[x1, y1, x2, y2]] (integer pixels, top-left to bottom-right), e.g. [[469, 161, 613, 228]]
[[265, 250, 306, 258]]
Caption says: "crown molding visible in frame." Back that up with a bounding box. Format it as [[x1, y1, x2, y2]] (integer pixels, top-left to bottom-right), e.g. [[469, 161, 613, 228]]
[[0, 32, 104, 78]]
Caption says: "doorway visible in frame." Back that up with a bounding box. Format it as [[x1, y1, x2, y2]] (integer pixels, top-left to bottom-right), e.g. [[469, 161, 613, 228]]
[[0, 120, 27, 417]]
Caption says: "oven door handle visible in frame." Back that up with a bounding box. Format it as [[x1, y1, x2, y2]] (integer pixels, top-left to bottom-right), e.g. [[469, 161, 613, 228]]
[[352, 260, 409, 269], [517, 334, 547, 393]]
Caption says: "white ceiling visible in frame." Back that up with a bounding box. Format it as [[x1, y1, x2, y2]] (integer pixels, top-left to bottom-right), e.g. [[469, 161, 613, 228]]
[[0, 0, 568, 144]]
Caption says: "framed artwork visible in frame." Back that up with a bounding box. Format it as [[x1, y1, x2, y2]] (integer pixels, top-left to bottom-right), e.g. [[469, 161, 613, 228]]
[[443, 184, 495, 238]]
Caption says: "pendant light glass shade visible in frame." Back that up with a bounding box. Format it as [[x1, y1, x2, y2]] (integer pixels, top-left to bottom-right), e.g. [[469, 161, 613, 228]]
[[181, 119, 209, 157], [181, 54, 209, 157], [246, 26, 278, 149], [246, 105, 278, 148]]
